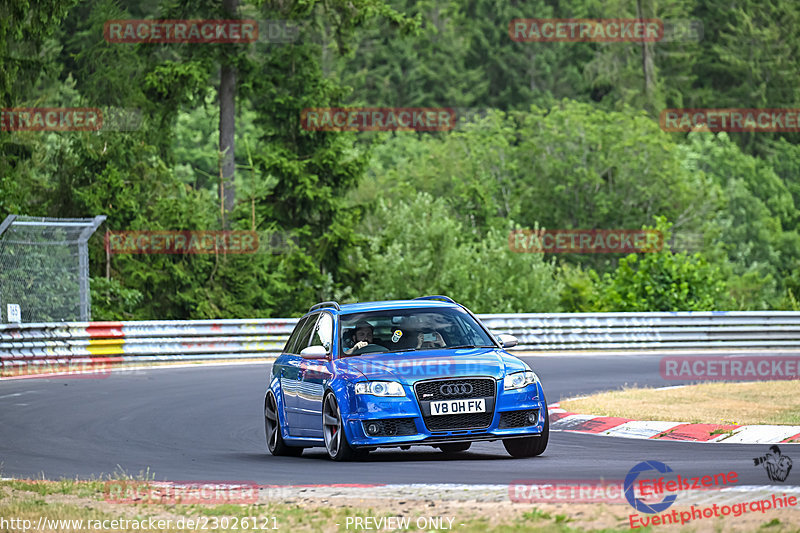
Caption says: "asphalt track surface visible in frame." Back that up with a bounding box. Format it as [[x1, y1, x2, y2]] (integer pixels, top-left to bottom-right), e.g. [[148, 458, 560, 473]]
[[0, 352, 797, 486]]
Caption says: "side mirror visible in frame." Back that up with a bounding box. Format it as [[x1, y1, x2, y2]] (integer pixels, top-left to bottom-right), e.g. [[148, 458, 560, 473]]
[[498, 334, 518, 349], [300, 345, 329, 359]]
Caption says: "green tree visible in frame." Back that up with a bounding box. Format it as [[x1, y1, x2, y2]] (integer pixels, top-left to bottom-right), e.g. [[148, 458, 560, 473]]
[[690, 0, 800, 154], [678, 131, 799, 307], [0, 0, 79, 215], [335, 0, 476, 108], [354, 111, 518, 237], [557, 263, 600, 312], [351, 193, 561, 313], [355, 102, 723, 278], [598, 218, 731, 311], [12, 0, 421, 319], [0, 0, 78, 107], [514, 101, 716, 233]]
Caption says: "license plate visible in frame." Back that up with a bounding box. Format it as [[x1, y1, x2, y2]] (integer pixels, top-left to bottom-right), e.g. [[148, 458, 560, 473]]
[[430, 398, 485, 416]]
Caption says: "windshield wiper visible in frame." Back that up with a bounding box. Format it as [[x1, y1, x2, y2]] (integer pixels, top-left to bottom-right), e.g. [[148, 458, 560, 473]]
[[445, 345, 495, 350], [342, 347, 418, 357]]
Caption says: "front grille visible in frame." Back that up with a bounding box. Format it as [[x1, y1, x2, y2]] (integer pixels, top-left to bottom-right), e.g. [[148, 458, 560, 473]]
[[415, 377, 497, 431], [362, 418, 417, 437], [498, 409, 539, 429], [414, 378, 496, 402], [424, 412, 494, 431]]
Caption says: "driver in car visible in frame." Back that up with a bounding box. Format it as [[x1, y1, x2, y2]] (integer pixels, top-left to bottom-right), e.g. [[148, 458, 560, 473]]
[[344, 320, 375, 355]]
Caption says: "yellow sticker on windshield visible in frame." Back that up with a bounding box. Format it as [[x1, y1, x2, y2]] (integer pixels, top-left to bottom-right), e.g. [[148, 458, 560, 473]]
[[391, 330, 403, 343]]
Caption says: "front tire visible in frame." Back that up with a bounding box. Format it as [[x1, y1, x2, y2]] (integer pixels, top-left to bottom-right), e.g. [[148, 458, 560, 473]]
[[503, 404, 549, 458], [265, 392, 303, 457], [322, 392, 365, 461]]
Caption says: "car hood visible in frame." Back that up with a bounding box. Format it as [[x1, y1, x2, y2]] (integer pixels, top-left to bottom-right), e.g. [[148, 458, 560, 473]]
[[336, 347, 528, 383]]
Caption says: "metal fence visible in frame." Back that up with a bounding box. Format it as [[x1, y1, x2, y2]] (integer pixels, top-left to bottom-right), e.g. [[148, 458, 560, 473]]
[[0, 215, 106, 322], [2, 312, 799, 375], [479, 311, 800, 349]]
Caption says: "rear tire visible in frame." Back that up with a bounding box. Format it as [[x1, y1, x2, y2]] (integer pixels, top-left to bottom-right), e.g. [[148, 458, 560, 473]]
[[438, 442, 471, 453], [265, 392, 303, 457], [503, 403, 549, 458], [322, 392, 366, 461]]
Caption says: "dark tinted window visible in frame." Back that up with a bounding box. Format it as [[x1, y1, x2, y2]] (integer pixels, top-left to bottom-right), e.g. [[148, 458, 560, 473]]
[[284, 316, 309, 354], [288, 313, 319, 354], [308, 312, 334, 353], [339, 307, 496, 355]]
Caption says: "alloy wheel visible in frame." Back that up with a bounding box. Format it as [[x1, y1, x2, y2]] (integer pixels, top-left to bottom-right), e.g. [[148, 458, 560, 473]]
[[322, 394, 342, 457], [265, 393, 280, 452]]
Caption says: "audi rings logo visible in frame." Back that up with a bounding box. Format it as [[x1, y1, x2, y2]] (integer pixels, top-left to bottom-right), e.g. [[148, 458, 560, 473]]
[[440, 383, 473, 396]]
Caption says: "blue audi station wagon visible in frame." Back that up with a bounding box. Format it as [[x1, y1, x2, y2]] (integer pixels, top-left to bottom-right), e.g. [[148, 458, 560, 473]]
[[264, 296, 549, 460]]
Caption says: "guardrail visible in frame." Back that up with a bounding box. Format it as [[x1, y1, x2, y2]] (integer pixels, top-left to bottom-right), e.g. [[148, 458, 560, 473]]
[[0, 320, 293, 374], [2, 312, 799, 374], [479, 311, 800, 350]]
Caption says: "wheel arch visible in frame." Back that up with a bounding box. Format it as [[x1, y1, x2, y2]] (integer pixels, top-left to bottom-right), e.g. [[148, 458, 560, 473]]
[[265, 385, 291, 438], [322, 382, 361, 445]]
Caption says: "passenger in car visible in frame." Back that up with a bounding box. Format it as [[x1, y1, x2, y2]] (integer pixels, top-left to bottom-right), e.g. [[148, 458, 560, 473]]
[[415, 330, 446, 349]]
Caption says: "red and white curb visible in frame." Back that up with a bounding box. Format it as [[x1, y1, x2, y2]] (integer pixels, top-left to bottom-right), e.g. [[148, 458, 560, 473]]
[[548, 404, 800, 444]]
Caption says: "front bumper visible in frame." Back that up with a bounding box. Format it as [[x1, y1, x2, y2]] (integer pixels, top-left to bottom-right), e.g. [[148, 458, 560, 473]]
[[344, 379, 546, 448]]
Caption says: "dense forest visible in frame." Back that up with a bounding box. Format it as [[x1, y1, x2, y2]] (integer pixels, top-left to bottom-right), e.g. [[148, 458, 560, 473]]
[[2, 0, 799, 319]]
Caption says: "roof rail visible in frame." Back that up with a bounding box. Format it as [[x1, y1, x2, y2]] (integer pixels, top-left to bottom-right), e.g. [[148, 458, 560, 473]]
[[413, 295, 457, 304], [309, 301, 341, 313]]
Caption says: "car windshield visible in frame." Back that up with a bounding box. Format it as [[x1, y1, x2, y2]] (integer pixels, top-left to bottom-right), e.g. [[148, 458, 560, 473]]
[[339, 307, 496, 356]]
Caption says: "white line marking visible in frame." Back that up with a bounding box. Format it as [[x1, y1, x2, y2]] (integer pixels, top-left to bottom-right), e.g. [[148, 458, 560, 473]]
[[0, 391, 39, 399], [0, 360, 273, 381]]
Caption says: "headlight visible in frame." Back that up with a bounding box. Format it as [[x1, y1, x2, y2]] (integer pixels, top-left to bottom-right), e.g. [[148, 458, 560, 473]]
[[355, 381, 405, 397], [503, 370, 538, 390]]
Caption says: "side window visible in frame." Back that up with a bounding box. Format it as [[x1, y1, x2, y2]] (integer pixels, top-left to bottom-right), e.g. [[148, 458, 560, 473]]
[[290, 314, 319, 354], [284, 316, 309, 354], [457, 316, 484, 345], [309, 313, 334, 353]]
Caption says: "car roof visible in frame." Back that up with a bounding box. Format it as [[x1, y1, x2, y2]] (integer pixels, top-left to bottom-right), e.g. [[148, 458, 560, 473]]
[[308, 299, 460, 316], [341, 300, 460, 313]]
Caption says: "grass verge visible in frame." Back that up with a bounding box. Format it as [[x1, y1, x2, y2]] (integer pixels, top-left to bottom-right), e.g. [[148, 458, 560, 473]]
[[0, 479, 605, 533], [1, 479, 799, 532], [560, 381, 800, 426]]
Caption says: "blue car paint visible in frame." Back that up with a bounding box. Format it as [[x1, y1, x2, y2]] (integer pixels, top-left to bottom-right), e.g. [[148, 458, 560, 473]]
[[266, 300, 547, 450]]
